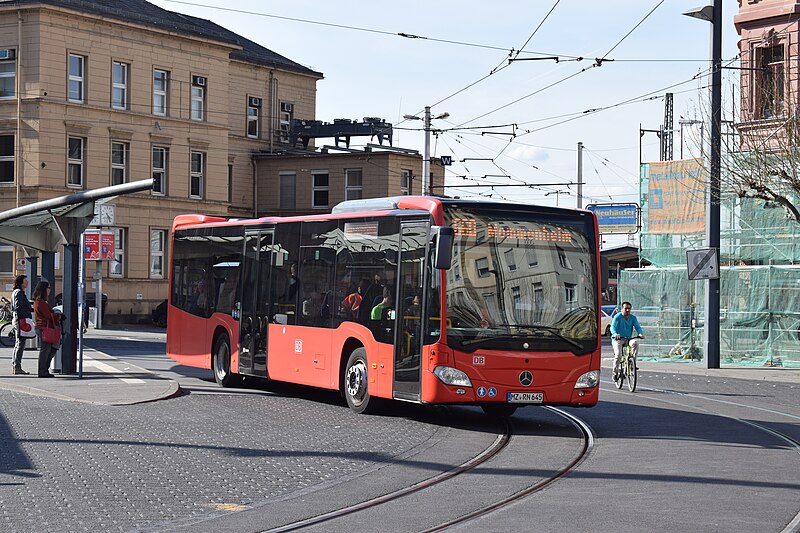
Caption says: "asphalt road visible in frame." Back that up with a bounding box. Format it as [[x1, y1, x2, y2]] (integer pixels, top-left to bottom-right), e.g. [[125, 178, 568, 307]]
[[0, 329, 797, 532]]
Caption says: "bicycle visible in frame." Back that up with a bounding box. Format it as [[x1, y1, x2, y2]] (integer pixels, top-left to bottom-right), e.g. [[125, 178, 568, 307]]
[[0, 321, 15, 347], [613, 335, 641, 392], [0, 296, 11, 323]]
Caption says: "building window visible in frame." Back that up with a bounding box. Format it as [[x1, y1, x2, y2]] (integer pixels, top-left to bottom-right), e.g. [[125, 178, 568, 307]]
[[153, 69, 168, 116], [152, 146, 167, 195], [110, 228, 125, 278], [556, 246, 572, 269], [278, 101, 293, 143], [191, 76, 206, 121], [150, 229, 166, 279], [759, 45, 784, 119], [110, 141, 128, 185], [475, 257, 490, 278], [504, 249, 517, 271], [0, 245, 12, 275], [526, 246, 538, 267], [312, 171, 329, 208], [111, 61, 128, 110], [345, 169, 362, 200], [227, 163, 233, 203], [280, 172, 296, 210], [247, 96, 261, 138], [565, 282, 576, 307], [0, 135, 13, 183], [511, 286, 521, 321], [67, 136, 84, 187], [68, 53, 85, 103], [400, 169, 412, 195], [190, 151, 204, 198], [0, 52, 16, 99]]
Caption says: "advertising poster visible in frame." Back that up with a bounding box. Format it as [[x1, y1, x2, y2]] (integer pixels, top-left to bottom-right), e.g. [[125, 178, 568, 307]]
[[84, 231, 115, 260], [645, 158, 706, 234]]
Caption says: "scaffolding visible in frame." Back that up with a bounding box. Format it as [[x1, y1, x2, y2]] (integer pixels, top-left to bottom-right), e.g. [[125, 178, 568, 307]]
[[620, 160, 800, 368]]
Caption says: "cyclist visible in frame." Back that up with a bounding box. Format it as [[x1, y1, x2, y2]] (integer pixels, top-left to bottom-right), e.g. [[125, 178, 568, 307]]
[[610, 301, 644, 380]]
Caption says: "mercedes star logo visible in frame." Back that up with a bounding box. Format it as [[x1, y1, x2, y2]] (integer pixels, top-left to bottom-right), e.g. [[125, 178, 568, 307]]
[[519, 371, 533, 386]]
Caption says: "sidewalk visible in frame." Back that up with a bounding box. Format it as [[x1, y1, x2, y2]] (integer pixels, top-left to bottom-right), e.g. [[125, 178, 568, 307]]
[[602, 355, 800, 383], [0, 326, 179, 406]]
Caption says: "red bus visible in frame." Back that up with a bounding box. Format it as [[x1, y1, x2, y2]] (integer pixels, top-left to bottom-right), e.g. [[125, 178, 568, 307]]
[[167, 196, 601, 416]]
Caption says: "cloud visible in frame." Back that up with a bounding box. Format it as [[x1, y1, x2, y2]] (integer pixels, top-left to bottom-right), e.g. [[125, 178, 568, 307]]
[[507, 145, 550, 162]]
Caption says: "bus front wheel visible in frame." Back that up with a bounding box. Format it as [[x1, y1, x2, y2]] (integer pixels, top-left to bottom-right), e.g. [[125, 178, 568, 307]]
[[344, 348, 376, 414], [213, 333, 236, 387]]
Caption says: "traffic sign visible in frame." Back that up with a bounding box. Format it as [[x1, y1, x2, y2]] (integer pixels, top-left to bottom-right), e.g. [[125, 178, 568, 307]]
[[687, 248, 719, 280], [586, 203, 639, 234], [440, 155, 453, 166]]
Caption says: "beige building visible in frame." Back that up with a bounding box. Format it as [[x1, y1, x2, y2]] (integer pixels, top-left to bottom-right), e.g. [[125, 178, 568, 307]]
[[255, 148, 445, 217], [0, 0, 441, 323]]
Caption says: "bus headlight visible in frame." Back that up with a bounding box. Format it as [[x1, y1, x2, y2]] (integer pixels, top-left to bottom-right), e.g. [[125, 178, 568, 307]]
[[575, 370, 599, 389], [433, 366, 472, 387]]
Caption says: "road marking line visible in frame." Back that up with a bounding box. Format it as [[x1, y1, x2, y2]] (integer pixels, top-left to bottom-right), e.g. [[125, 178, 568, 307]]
[[83, 359, 146, 384]]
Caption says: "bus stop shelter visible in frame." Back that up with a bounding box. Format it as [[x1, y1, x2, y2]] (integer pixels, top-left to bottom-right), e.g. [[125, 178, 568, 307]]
[[0, 178, 155, 374]]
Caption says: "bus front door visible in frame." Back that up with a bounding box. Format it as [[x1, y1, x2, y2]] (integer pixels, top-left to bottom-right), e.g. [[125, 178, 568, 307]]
[[239, 230, 274, 377], [393, 221, 428, 401]]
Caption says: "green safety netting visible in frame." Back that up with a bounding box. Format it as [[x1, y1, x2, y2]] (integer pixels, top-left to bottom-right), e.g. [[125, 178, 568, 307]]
[[620, 159, 800, 368]]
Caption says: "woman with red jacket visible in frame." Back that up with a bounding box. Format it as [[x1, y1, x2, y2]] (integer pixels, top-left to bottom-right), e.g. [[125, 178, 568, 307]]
[[32, 280, 60, 378]]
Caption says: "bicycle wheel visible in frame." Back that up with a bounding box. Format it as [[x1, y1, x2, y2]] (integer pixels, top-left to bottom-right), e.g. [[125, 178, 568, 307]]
[[0, 322, 15, 347], [613, 357, 624, 389], [627, 356, 637, 392]]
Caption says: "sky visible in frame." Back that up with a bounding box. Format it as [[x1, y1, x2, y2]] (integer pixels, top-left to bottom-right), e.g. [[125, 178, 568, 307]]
[[150, 0, 742, 247]]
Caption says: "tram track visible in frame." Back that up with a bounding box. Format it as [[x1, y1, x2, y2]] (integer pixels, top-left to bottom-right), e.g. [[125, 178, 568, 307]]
[[262, 407, 594, 533]]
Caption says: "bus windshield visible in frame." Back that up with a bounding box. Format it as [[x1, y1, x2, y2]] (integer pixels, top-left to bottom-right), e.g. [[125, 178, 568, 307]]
[[443, 206, 597, 354]]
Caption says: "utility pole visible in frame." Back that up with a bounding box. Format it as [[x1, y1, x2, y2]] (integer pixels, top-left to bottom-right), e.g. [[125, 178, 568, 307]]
[[423, 106, 431, 195], [683, 1, 722, 369], [577, 142, 583, 208]]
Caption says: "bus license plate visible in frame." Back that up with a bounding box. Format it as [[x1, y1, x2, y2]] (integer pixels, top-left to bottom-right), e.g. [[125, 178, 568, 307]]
[[507, 392, 544, 403]]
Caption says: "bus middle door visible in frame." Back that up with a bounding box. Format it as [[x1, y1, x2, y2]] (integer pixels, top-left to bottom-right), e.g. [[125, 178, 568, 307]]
[[239, 230, 274, 377], [393, 221, 428, 401]]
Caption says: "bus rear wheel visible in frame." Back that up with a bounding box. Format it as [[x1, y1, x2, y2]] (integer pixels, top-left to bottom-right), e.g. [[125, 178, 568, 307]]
[[344, 348, 376, 414], [212, 333, 236, 387], [481, 404, 518, 418]]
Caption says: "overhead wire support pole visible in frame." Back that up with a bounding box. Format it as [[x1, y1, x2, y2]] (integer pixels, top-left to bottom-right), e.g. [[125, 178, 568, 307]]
[[683, 1, 721, 369]]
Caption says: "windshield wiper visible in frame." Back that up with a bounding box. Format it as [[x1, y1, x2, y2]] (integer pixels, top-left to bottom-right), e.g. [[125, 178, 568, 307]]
[[495, 324, 585, 350], [459, 325, 584, 350]]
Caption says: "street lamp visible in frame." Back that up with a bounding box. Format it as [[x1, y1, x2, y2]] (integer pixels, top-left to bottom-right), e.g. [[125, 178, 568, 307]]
[[403, 106, 449, 195], [683, 1, 722, 369]]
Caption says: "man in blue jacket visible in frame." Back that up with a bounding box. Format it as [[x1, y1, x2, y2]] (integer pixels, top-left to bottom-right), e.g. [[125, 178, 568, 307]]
[[610, 301, 644, 380]]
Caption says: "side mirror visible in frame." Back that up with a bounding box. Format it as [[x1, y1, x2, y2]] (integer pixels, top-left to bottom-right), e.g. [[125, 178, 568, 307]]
[[432, 226, 454, 270]]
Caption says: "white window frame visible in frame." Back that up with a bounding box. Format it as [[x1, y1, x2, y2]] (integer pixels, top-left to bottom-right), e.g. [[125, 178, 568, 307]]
[[345, 169, 363, 201], [311, 171, 329, 209], [0, 55, 16, 100], [565, 282, 577, 307], [247, 98, 260, 138], [0, 134, 13, 183], [110, 141, 128, 185], [150, 229, 166, 279], [153, 69, 168, 116], [67, 136, 84, 187], [109, 227, 125, 278], [190, 151, 204, 198], [191, 85, 204, 121], [278, 102, 293, 143], [152, 146, 167, 196], [111, 61, 128, 110], [68, 53, 85, 103], [400, 169, 412, 195]]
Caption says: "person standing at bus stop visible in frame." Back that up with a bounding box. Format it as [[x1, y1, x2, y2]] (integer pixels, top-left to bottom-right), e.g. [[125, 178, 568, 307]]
[[610, 301, 644, 381], [11, 275, 32, 375], [32, 280, 60, 378]]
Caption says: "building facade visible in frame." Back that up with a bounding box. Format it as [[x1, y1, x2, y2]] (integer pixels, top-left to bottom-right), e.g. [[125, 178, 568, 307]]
[[0, 0, 324, 322]]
